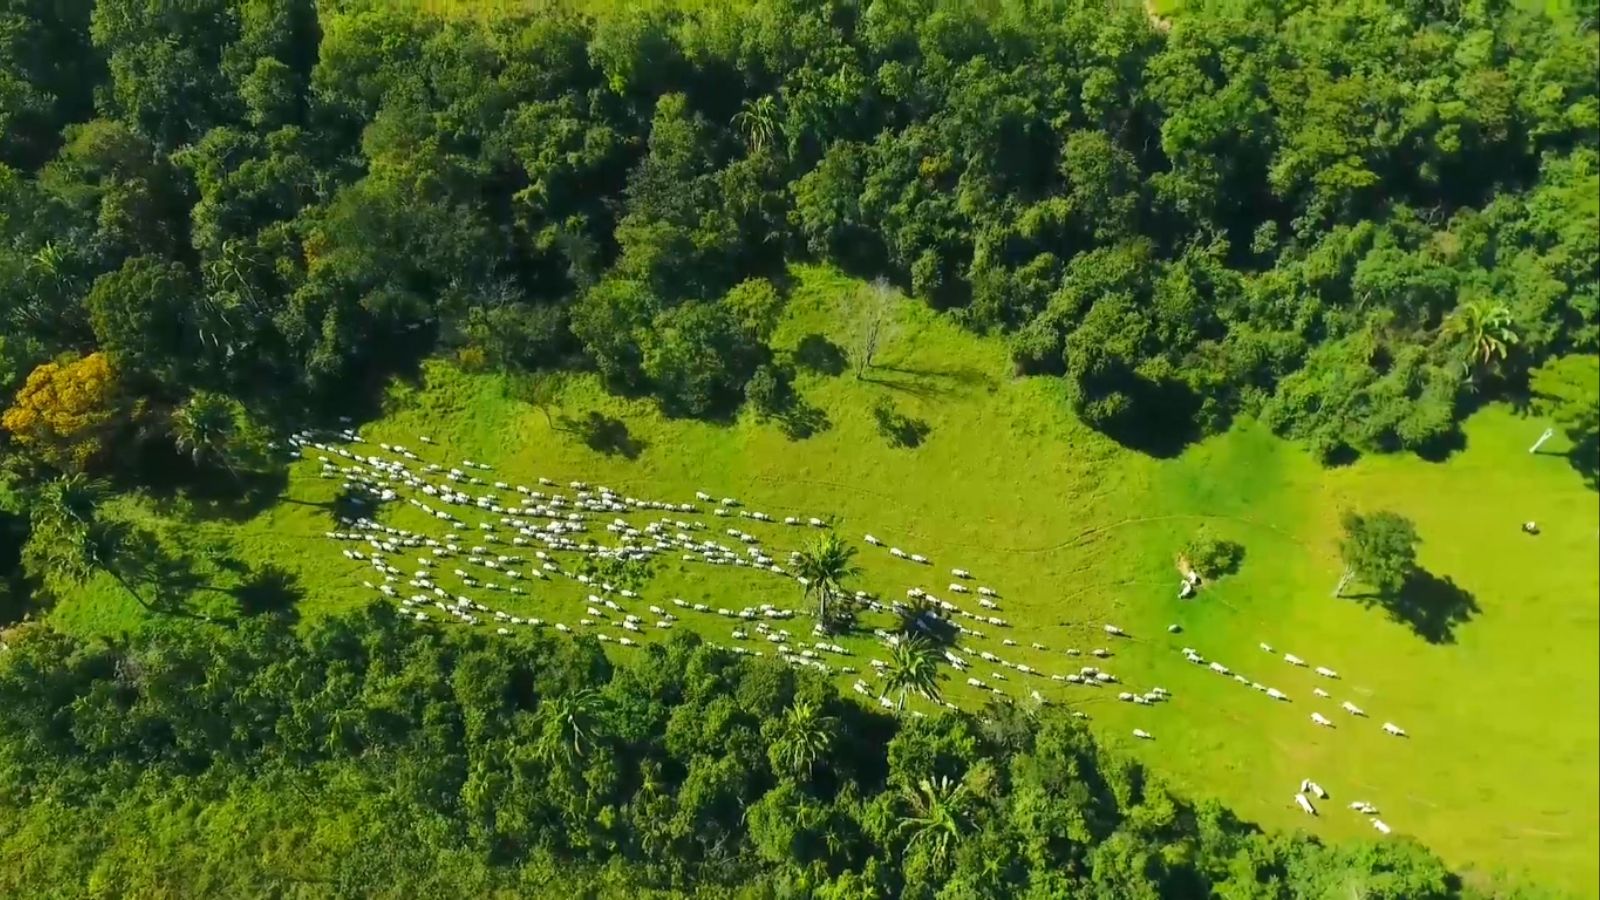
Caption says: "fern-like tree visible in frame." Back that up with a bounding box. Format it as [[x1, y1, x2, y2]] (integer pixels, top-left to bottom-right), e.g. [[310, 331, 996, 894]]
[[793, 531, 860, 631]]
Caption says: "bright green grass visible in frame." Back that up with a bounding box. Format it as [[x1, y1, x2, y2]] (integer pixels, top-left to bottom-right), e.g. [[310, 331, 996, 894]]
[[52, 265, 1598, 894]]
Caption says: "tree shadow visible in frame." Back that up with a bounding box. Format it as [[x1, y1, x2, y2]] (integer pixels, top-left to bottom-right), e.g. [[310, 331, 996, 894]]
[[558, 412, 646, 460], [873, 362, 994, 390], [1354, 569, 1479, 644], [872, 400, 931, 449], [792, 334, 847, 377], [777, 401, 832, 440], [233, 563, 304, 623], [1565, 427, 1598, 490]]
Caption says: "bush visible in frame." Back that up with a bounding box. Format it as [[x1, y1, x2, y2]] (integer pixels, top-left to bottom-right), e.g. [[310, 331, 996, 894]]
[[1181, 528, 1245, 579]]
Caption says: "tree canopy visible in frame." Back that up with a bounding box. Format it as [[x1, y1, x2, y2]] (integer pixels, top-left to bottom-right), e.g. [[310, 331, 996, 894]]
[[0, 0, 1591, 477], [0, 603, 1480, 898]]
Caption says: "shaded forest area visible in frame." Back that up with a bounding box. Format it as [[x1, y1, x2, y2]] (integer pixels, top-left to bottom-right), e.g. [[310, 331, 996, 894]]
[[0, 606, 1478, 898]]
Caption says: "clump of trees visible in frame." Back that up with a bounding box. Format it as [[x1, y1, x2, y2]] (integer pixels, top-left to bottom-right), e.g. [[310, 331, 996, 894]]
[[0, 603, 1481, 898]]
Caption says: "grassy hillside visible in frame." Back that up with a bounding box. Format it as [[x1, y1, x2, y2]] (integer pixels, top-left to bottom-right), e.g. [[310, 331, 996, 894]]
[[51, 265, 1600, 894]]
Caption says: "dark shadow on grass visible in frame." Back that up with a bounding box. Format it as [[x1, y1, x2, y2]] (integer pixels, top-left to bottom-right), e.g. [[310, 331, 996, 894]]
[[777, 401, 832, 440], [234, 563, 304, 623], [873, 362, 994, 390], [1353, 569, 1479, 644], [793, 334, 848, 377], [872, 400, 931, 449], [559, 412, 646, 460]]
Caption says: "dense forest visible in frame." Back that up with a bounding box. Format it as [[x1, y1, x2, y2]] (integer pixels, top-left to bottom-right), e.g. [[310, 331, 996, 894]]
[[0, 604, 1488, 898], [0, 0, 1595, 477]]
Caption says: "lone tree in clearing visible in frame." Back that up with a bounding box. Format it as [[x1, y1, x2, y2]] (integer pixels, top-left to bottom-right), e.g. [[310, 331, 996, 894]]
[[1335, 511, 1420, 598], [852, 278, 897, 377]]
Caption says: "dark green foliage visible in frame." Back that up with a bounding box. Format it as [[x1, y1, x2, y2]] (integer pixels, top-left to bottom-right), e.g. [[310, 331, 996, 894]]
[[1338, 510, 1421, 597], [0, 0, 1592, 473], [0, 606, 1472, 897], [1181, 528, 1245, 579], [872, 398, 931, 449]]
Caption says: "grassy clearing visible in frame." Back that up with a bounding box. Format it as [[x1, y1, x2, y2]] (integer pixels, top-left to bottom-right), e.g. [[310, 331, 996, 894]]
[[52, 264, 1599, 894]]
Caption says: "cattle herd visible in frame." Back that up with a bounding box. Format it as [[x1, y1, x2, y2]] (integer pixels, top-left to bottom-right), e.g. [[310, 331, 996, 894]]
[[291, 422, 1408, 837]]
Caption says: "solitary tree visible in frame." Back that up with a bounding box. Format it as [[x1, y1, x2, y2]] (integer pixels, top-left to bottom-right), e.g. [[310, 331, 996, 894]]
[[852, 278, 897, 377], [793, 531, 860, 630], [1335, 511, 1420, 597], [883, 635, 943, 712], [766, 698, 837, 779]]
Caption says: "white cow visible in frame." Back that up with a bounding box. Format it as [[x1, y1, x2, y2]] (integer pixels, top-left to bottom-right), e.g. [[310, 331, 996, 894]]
[[1310, 712, 1333, 727], [1382, 722, 1408, 737], [1294, 794, 1316, 816], [1132, 729, 1152, 740]]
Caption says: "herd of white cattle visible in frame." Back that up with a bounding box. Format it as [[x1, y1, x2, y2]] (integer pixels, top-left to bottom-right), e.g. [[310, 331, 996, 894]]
[[294, 423, 1407, 836]]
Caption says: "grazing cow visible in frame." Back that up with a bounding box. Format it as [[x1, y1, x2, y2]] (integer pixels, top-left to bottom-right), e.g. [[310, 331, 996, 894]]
[[1372, 820, 1392, 835], [865, 535, 882, 545], [1315, 666, 1339, 679], [1310, 713, 1333, 727], [1313, 687, 1330, 698], [1382, 722, 1407, 737], [1132, 729, 1152, 740], [1294, 794, 1316, 816], [1341, 701, 1366, 717]]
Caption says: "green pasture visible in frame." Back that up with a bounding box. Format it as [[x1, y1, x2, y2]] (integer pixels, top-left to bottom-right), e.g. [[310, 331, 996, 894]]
[[52, 265, 1599, 894]]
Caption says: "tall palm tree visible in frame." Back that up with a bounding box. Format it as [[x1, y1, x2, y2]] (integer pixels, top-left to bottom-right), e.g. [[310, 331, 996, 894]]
[[793, 531, 860, 631], [897, 764, 990, 873], [883, 635, 943, 713], [535, 687, 607, 765], [731, 95, 780, 155], [768, 698, 837, 779], [1447, 299, 1519, 372], [172, 391, 240, 476]]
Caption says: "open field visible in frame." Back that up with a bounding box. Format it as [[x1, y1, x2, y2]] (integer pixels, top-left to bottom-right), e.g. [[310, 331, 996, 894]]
[[52, 265, 1600, 894]]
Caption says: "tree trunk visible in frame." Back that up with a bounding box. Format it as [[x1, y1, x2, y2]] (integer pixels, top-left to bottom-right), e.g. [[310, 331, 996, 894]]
[[1333, 568, 1354, 598]]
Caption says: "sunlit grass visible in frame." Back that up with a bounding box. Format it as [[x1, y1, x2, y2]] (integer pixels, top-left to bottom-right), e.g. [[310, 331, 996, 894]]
[[52, 263, 1599, 894]]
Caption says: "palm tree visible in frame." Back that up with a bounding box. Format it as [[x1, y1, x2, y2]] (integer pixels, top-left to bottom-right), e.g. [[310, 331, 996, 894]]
[[883, 635, 943, 713], [793, 531, 860, 631], [172, 391, 241, 476], [535, 688, 607, 765], [897, 764, 990, 873], [768, 698, 837, 779], [732, 95, 780, 155], [1447, 299, 1519, 372], [32, 473, 109, 532]]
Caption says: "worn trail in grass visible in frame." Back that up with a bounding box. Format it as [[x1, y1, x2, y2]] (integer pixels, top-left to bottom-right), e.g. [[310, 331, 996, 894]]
[[54, 265, 1599, 893]]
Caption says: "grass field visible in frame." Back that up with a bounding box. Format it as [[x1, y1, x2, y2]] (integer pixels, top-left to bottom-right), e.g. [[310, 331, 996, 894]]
[[51, 265, 1599, 894]]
